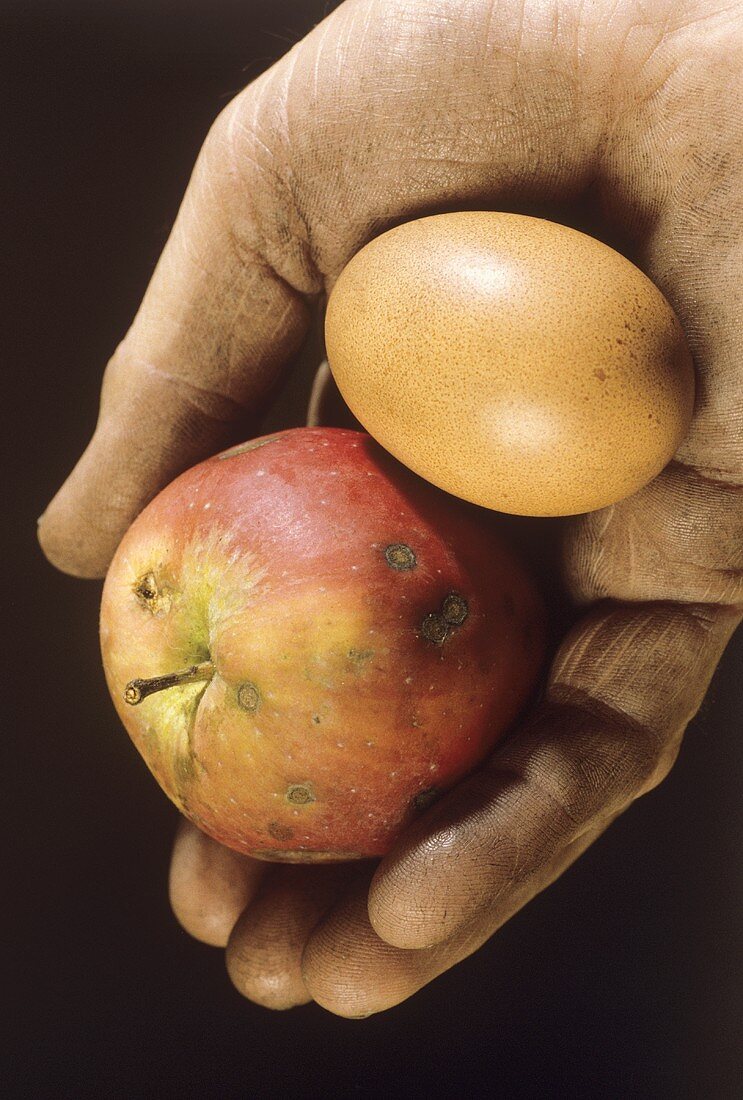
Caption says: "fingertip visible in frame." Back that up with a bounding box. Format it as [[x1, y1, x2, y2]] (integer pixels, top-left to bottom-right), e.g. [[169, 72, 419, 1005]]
[[225, 922, 313, 1011], [37, 413, 146, 578], [37, 471, 113, 579], [225, 862, 353, 1011], [299, 886, 368, 1018], [300, 942, 379, 1020], [37, 349, 248, 580], [172, 897, 235, 949], [300, 876, 414, 1019], [367, 860, 455, 951], [169, 820, 265, 948], [367, 804, 484, 950], [366, 888, 430, 951]]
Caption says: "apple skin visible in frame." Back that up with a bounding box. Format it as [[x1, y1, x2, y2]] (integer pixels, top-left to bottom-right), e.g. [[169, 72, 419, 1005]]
[[100, 428, 546, 862]]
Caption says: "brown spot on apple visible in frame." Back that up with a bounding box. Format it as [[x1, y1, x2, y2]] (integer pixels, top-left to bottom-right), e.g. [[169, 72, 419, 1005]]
[[420, 613, 449, 646], [412, 787, 441, 812], [268, 821, 294, 842], [347, 648, 374, 666], [135, 572, 157, 600], [286, 783, 315, 805], [237, 682, 261, 712], [133, 571, 172, 616], [384, 543, 417, 571], [442, 593, 469, 626]]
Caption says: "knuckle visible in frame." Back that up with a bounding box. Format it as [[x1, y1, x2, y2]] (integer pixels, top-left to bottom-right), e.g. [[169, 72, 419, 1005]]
[[522, 696, 672, 829], [633, 729, 683, 797], [620, 722, 672, 799], [200, 79, 320, 294], [566, 467, 743, 608]]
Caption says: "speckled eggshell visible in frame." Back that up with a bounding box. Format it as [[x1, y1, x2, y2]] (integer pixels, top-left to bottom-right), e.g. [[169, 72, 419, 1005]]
[[325, 212, 695, 516]]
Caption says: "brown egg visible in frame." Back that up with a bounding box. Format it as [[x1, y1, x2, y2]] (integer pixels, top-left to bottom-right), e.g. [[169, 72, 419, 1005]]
[[324, 212, 695, 516]]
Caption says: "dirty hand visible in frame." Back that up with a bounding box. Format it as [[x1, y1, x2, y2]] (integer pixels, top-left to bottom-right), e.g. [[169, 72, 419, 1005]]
[[38, 0, 742, 1016]]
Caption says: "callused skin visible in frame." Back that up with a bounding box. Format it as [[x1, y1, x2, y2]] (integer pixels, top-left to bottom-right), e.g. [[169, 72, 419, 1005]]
[[100, 428, 546, 861]]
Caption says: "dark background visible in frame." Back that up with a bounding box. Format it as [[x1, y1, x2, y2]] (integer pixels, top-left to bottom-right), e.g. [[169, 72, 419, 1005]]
[[4, 2, 742, 1097]]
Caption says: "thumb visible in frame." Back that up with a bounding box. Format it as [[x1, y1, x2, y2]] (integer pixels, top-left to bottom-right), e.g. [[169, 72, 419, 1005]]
[[38, 71, 312, 578]]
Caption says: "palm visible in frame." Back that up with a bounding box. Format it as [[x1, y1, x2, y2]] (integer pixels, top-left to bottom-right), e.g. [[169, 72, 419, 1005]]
[[39, 0, 743, 1015]]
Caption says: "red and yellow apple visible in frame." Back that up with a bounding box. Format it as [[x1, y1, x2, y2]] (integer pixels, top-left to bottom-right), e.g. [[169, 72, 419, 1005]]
[[100, 428, 545, 861]]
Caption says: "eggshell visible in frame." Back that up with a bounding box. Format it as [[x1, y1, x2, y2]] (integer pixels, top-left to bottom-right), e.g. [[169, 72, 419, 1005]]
[[325, 212, 695, 516]]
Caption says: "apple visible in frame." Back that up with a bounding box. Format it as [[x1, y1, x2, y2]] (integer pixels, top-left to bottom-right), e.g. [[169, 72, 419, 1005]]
[[100, 428, 545, 861]]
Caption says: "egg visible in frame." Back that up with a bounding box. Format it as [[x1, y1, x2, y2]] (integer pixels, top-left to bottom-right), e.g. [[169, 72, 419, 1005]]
[[324, 212, 695, 516]]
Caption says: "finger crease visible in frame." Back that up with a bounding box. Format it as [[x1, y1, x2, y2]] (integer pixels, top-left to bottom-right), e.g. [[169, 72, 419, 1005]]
[[124, 359, 255, 424]]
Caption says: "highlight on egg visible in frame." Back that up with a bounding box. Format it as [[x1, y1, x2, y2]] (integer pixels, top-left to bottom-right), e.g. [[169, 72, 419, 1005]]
[[324, 212, 695, 517]]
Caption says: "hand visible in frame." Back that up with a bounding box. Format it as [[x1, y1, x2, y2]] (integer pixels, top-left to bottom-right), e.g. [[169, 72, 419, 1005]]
[[39, 0, 743, 1016]]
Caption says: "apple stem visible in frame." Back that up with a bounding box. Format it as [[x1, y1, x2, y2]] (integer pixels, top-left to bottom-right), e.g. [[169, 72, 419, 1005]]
[[124, 660, 215, 706]]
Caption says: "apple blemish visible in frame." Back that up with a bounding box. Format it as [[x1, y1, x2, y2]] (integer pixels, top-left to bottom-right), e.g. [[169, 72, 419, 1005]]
[[384, 543, 417, 571], [412, 787, 441, 812], [133, 571, 172, 616], [420, 613, 449, 646], [442, 593, 469, 627], [419, 593, 469, 646], [236, 682, 261, 712], [286, 784, 315, 805]]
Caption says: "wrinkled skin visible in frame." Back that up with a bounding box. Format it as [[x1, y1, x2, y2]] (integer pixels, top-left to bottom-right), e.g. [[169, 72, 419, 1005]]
[[39, 0, 742, 1016]]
